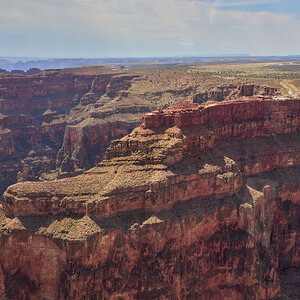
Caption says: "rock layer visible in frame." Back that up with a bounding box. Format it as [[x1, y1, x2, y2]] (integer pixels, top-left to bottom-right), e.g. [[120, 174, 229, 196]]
[[0, 69, 149, 195], [0, 68, 281, 196], [0, 98, 299, 299], [5, 97, 300, 217]]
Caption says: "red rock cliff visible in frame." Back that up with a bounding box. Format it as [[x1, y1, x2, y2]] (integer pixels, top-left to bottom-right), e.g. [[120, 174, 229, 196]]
[[0, 70, 150, 195], [0, 67, 281, 197], [0, 98, 299, 299]]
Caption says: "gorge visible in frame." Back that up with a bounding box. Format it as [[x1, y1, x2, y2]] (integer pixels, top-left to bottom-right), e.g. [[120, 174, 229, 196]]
[[0, 97, 299, 299], [0, 67, 280, 197]]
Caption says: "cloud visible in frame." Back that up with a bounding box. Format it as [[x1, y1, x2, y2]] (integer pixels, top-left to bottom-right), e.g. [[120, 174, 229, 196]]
[[0, 0, 299, 57], [210, 0, 277, 7], [178, 41, 195, 47]]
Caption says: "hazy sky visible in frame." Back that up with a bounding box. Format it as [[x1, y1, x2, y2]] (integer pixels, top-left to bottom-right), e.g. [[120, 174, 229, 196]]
[[0, 0, 299, 58]]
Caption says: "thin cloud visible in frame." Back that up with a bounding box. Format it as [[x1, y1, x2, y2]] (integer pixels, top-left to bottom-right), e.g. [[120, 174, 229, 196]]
[[211, 0, 277, 7], [178, 41, 195, 47]]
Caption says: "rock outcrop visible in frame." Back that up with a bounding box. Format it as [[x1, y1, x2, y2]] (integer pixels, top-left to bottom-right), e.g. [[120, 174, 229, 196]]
[[192, 84, 279, 103], [0, 69, 149, 195], [0, 98, 299, 299], [0, 67, 281, 197]]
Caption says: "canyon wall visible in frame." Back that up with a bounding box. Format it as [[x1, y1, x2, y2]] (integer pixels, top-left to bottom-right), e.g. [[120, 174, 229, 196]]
[[0, 70, 149, 195], [0, 68, 280, 197], [0, 98, 299, 299], [192, 84, 279, 103]]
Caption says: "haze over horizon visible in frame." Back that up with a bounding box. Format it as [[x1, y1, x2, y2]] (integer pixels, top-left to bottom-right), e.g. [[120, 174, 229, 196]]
[[0, 0, 299, 58]]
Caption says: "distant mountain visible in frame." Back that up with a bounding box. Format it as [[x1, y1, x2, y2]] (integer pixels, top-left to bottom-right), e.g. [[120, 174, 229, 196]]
[[1, 55, 300, 71]]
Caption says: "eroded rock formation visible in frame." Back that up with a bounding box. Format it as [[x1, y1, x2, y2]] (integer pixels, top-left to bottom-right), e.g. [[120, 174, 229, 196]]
[[192, 84, 279, 103], [0, 98, 299, 299], [0, 69, 149, 195], [0, 67, 281, 197]]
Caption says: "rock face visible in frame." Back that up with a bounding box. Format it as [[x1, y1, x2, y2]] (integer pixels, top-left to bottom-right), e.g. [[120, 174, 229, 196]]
[[192, 84, 279, 103], [0, 69, 150, 195], [0, 98, 299, 299], [0, 67, 281, 197]]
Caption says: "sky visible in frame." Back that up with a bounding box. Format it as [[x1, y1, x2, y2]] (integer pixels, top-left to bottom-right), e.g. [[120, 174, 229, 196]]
[[0, 0, 299, 58]]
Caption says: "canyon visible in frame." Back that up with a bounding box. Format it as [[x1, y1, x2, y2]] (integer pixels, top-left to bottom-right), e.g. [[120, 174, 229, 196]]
[[0, 97, 299, 299], [0, 68, 147, 195], [0, 66, 281, 197]]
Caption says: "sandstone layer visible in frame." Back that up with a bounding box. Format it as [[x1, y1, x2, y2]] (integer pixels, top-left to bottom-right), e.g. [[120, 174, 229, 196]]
[[0, 98, 299, 299]]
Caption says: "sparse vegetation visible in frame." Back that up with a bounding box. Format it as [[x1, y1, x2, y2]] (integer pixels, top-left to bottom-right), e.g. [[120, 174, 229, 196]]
[[188, 61, 300, 91]]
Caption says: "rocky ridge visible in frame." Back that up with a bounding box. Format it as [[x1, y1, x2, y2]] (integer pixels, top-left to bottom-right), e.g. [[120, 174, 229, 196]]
[[0, 98, 299, 299], [0, 67, 281, 197]]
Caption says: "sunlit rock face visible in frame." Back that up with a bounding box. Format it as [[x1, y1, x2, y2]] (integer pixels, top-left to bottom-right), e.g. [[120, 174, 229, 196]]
[[0, 98, 299, 299]]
